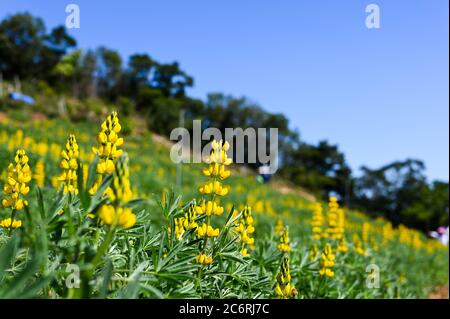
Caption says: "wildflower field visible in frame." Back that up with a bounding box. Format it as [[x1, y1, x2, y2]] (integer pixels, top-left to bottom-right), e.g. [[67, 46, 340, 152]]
[[0, 113, 448, 299]]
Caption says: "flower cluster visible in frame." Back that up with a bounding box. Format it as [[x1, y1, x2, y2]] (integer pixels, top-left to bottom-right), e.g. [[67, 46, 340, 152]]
[[235, 205, 255, 256], [362, 222, 371, 243], [98, 154, 136, 229], [90, 111, 123, 195], [194, 139, 232, 266], [337, 237, 349, 253], [382, 223, 394, 243], [326, 197, 344, 240], [275, 256, 297, 298], [275, 218, 284, 236], [311, 203, 323, 240], [319, 244, 335, 277], [195, 253, 213, 266], [352, 234, 367, 256], [33, 160, 45, 188], [309, 243, 319, 261], [198, 139, 231, 197], [174, 217, 186, 240], [2, 150, 31, 211], [57, 134, 79, 194], [277, 227, 291, 253], [195, 200, 224, 217], [0, 218, 22, 229]]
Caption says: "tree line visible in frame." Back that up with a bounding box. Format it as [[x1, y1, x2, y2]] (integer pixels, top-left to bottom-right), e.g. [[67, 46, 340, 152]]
[[0, 13, 447, 232]]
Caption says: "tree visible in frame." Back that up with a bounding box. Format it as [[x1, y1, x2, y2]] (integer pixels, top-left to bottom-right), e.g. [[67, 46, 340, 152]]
[[152, 62, 193, 98], [96, 47, 122, 100], [280, 140, 352, 201], [0, 13, 75, 80], [353, 159, 431, 228]]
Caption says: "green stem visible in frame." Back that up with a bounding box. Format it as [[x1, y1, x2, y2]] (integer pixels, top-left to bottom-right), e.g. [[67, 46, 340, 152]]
[[8, 209, 16, 236], [91, 226, 116, 270]]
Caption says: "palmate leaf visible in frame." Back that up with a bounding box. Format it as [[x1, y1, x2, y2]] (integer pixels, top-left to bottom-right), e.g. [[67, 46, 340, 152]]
[[0, 234, 19, 282], [0, 214, 52, 299], [119, 261, 149, 299]]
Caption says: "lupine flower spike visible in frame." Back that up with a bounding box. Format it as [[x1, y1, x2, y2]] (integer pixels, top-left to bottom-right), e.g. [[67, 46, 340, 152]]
[[275, 256, 297, 298], [90, 111, 123, 195], [1, 149, 31, 230]]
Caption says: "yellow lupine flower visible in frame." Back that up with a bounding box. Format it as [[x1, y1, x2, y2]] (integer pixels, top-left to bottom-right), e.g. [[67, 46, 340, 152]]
[[33, 160, 45, 188], [311, 203, 323, 240], [97, 154, 136, 229], [183, 203, 198, 230], [195, 253, 213, 266], [309, 243, 319, 261], [196, 223, 220, 238], [277, 227, 291, 253], [195, 200, 224, 216], [275, 218, 284, 236], [199, 180, 229, 196], [235, 205, 255, 254], [0, 218, 22, 229], [90, 111, 123, 195], [353, 234, 367, 256], [174, 217, 185, 240], [57, 134, 79, 195], [337, 238, 349, 253], [98, 205, 136, 229], [194, 139, 233, 266], [2, 149, 31, 211], [319, 244, 335, 277], [326, 197, 344, 240], [275, 256, 297, 298]]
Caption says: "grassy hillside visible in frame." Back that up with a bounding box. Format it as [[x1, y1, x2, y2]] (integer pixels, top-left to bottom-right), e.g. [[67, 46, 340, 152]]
[[0, 111, 448, 298]]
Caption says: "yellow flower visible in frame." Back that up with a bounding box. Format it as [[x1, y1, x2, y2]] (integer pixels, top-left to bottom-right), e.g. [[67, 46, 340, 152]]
[[337, 238, 349, 253], [199, 180, 229, 196], [235, 205, 256, 252], [196, 223, 220, 238], [362, 222, 371, 243], [174, 217, 185, 240], [353, 234, 367, 256], [183, 203, 199, 230], [277, 227, 291, 253], [311, 203, 323, 240], [240, 248, 250, 257], [195, 200, 224, 216], [2, 149, 31, 211], [90, 111, 123, 195], [325, 197, 345, 241], [98, 205, 136, 229], [192, 139, 233, 267], [319, 244, 335, 277], [275, 218, 284, 236], [275, 256, 297, 298], [195, 253, 213, 266], [309, 244, 319, 261], [57, 134, 79, 195], [0, 218, 22, 229], [97, 154, 136, 229], [33, 160, 45, 188]]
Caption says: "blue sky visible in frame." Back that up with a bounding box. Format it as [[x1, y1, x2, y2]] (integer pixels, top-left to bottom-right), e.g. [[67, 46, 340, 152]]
[[1, 0, 448, 181]]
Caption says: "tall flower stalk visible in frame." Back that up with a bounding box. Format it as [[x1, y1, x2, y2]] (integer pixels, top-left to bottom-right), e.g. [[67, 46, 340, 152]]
[[1, 149, 31, 234]]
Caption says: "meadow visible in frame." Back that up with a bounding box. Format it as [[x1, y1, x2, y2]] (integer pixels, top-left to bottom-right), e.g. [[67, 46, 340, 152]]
[[0, 111, 448, 299]]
